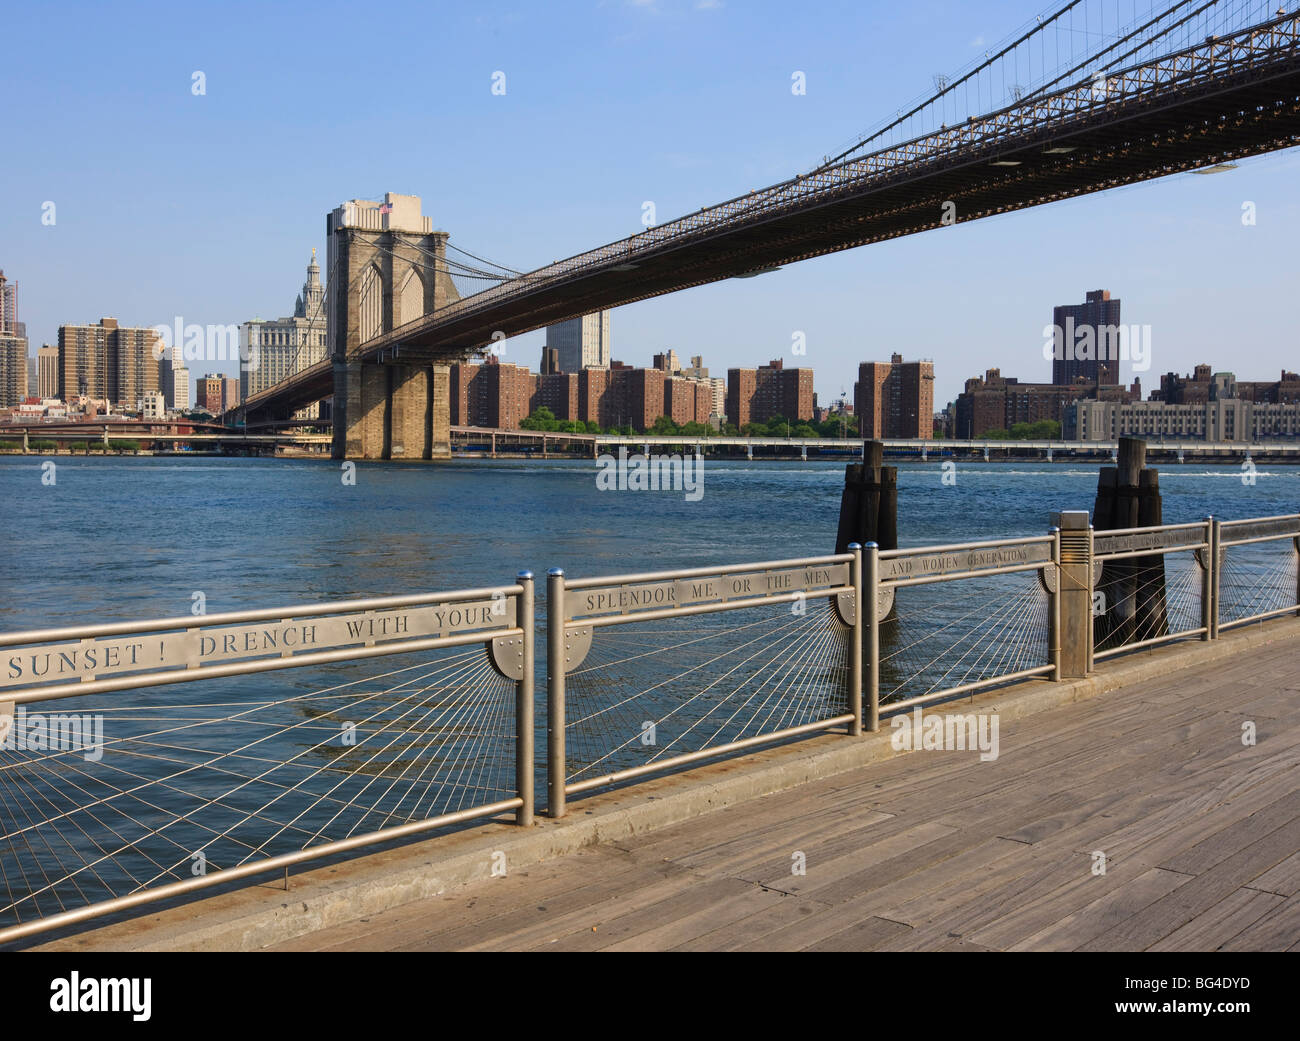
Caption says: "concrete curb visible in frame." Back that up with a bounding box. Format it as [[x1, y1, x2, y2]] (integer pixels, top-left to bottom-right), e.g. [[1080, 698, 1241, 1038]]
[[29, 616, 1300, 952]]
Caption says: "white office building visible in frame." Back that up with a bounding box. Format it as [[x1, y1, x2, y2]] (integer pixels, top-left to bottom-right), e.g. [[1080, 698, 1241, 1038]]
[[240, 251, 329, 419], [547, 311, 610, 372]]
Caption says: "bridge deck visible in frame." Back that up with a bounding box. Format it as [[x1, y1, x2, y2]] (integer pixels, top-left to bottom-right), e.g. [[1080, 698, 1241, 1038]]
[[274, 638, 1300, 952]]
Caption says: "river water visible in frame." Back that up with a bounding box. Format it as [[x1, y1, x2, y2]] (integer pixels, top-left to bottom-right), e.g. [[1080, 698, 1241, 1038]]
[[1, 456, 1294, 630]]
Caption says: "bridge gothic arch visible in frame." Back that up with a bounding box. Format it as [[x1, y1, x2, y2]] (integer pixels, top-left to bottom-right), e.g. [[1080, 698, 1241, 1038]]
[[327, 194, 460, 461]]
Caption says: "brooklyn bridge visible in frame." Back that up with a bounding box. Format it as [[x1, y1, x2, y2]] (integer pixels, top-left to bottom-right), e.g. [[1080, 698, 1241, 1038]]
[[230, 1, 1300, 460]]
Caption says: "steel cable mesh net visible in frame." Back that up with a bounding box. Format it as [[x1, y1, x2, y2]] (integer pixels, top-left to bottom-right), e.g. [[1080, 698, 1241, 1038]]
[[0, 646, 516, 929], [879, 571, 1051, 706], [563, 600, 851, 785], [1219, 541, 1300, 625], [1094, 550, 1206, 653]]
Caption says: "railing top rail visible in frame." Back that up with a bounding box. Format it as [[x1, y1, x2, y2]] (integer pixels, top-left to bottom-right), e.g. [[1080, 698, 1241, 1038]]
[[0, 584, 525, 648], [563, 553, 854, 592], [879, 534, 1054, 560], [1220, 512, 1300, 529], [1094, 520, 1210, 539]]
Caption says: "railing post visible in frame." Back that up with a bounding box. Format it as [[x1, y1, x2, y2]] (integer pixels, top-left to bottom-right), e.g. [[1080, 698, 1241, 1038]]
[[1210, 517, 1221, 639], [515, 571, 535, 827], [1052, 511, 1092, 679], [864, 541, 880, 733], [1049, 526, 1062, 680], [1201, 517, 1214, 641], [848, 543, 863, 736], [547, 568, 567, 819], [1295, 515, 1300, 617]]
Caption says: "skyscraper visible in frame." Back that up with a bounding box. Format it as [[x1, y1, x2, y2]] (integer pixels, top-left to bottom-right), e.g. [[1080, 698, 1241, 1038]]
[[0, 271, 16, 336], [547, 312, 610, 372], [240, 251, 329, 419], [0, 271, 29, 407], [1050, 289, 1123, 387]]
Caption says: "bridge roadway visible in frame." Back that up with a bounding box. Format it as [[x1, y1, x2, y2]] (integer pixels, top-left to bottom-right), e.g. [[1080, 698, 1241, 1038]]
[[271, 625, 1300, 952]]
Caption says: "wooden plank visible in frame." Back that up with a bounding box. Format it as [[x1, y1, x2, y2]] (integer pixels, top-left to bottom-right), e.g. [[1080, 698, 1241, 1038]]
[[596, 882, 790, 952], [1245, 850, 1300, 897], [669, 896, 835, 952], [742, 820, 957, 895], [1216, 894, 1300, 952], [1158, 789, 1300, 876], [1003, 867, 1193, 952], [1078, 815, 1300, 950], [534, 877, 761, 952], [1147, 886, 1284, 952], [803, 916, 913, 952]]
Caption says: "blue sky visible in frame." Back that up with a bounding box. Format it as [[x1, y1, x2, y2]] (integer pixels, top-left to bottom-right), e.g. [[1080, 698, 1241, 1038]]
[[2, 0, 1297, 406]]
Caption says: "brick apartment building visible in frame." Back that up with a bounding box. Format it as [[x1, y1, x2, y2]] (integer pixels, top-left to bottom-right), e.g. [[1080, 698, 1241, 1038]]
[[854, 354, 935, 439], [726, 359, 813, 429]]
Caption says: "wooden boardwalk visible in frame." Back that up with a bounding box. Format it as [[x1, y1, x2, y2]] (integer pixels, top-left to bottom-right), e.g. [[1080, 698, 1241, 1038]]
[[272, 640, 1300, 952]]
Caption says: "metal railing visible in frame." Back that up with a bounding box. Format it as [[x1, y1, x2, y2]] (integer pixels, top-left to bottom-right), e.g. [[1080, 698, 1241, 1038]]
[[1092, 519, 1213, 660], [4, 509, 1298, 942], [1218, 514, 1300, 632], [0, 576, 535, 944], [868, 535, 1058, 715], [545, 550, 862, 818]]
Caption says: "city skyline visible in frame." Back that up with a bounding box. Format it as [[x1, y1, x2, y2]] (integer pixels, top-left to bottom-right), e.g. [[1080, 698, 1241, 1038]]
[[2, 1, 1296, 410]]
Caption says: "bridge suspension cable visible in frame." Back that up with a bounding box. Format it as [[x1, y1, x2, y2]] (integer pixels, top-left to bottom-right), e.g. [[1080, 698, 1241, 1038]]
[[817, 0, 1293, 173]]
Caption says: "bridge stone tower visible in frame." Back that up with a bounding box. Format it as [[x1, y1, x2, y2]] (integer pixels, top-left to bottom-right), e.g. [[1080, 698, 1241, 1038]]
[[327, 193, 460, 461]]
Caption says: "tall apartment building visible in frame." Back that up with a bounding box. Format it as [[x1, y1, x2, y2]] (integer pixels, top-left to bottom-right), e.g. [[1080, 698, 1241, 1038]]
[[240, 252, 329, 418], [547, 311, 610, 372], [664, 376, 713, 426], [727, 359, 814, 430], [0, 271, 16, 336], [37, 345, 58, 398], [1050, 289, 1123, 387], [168, 364, 191, 412], [0, 271, 28, 407], [535, 371, 578, 420], [57, 318, 163, 406], [854, 354, 936, 439], [450, 357, 535, 429], [682, 355, 726, 420], [0, 335, 26, 407], [223, 377, 240, 411]]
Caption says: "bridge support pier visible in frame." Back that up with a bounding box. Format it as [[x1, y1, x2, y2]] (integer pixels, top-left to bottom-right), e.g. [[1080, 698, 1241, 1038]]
[[332, 360, 452, 462]]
